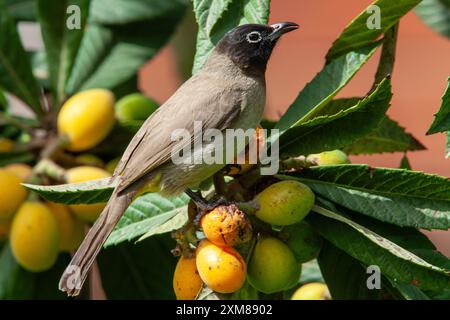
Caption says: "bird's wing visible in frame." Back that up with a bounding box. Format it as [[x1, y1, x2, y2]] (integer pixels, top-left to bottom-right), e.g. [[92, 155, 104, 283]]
[[114, 73, 243, 192]]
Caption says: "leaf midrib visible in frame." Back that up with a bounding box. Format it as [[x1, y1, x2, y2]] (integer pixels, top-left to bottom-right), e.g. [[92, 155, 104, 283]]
[[354, 135, 414, 148], [313, 205, 447, 274], [280, 174, 450, 202]]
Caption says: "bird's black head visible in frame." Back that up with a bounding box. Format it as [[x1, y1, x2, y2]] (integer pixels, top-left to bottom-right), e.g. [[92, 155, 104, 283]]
[[216, 22, 299, 75]]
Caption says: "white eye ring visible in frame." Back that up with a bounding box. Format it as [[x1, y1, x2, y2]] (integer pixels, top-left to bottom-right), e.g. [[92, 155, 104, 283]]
[[246, 31, 262, 43]]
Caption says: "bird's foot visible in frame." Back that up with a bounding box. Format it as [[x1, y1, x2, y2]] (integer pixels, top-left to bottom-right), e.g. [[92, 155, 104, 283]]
[[185, 189, 231, 224]]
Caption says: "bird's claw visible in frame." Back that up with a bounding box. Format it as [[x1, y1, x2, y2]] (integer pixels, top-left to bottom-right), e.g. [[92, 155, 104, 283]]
[[185, 189, 232, 224]]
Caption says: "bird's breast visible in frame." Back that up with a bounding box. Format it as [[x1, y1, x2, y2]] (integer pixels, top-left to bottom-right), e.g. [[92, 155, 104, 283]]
[[231, 78, 266, 131]]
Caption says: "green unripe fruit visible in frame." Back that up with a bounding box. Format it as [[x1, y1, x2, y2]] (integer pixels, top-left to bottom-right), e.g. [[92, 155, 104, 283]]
[[279, 221, 322, 263], [115, 93, 158, 122], [248, 236, 301, 294], [307, 149, 350, 166], [75, 154, 104, 167], [255, 180, 315, 226]]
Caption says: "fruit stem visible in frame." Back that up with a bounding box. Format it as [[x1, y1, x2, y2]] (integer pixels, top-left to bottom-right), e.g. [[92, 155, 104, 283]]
[[183, 222, 199, 246], [25, 173, 42, 202], [32, 158, 66, 182], [280, 155, 317, 171], [40, 135, 69, 159], [12, 137, 47, 153], [0, 111, 36, 133], [237, 167, 261, 189], [213, 171, 228, 197], [26, 191, 40, 202], [227, 168, 261, 201]]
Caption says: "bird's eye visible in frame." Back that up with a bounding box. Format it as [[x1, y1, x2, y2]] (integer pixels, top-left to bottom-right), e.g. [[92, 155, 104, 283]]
[[246, 31, 262, 43]]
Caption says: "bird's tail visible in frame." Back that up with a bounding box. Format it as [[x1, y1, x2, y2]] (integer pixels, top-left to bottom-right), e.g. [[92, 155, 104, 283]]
[[58, 189, 135, 296]]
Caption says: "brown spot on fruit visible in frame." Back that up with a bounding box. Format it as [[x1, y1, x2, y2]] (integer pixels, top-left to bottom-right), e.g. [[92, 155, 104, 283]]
[[172, 255, 203, 300], [200, 204, 252, 247], [196, 240, 246, 293]]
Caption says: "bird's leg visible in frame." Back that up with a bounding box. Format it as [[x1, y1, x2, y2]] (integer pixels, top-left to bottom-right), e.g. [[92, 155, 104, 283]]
[[185, 189, 230, 224], [185, 189, 209, 210], [185, 188, 230, 210], [213, 171, 228, 197]]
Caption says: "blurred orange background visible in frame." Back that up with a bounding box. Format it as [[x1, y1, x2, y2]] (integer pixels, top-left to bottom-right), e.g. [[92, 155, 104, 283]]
[[140, 0, 450, 255]]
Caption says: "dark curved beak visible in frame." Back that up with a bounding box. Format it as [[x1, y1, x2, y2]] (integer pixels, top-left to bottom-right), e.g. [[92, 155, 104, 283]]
[[269, 22, 299, 40]]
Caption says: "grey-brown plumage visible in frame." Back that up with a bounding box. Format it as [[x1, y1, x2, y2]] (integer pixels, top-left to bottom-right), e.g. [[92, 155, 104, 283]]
[[59, 22, 298, 296]]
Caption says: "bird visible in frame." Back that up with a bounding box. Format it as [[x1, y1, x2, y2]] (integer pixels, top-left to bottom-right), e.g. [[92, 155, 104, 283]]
[[58, 21, 299, 296]]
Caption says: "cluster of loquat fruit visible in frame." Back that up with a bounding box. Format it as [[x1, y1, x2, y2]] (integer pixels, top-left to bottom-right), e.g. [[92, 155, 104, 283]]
[[173, 149, 350, 300], [2, 85, 349, 300], [0, 89, 159, 273]]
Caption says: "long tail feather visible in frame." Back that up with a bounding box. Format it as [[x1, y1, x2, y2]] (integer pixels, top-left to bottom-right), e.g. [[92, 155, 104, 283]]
[[58, 190, 135, 296]]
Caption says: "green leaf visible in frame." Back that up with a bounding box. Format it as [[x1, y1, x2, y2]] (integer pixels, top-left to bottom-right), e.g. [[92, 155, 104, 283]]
[[344, 116, 425, 155], [4, 0, 36, 21], [197, 286, 223, 300], [326, 198, 441, 254], [416, 0, 450, 38], [64, 24, 112, 94], [0, 151, 34, 166], [279, 78, 392, 157], [230, 280, 259, 300], [97, 234, 177, 299], [111, 75, 139, 100], [137, 209, 188, 243], [23, 177, 116, 204], [36, 0, 89, 105], [31, 50, 49, 87], [309, 205, 450, 291], [446, 131, 450, 158], [427, 289, 450, 299], [386, 278, 430, 300], [23, 181, 190, 246], [278, 164, 450, 229], [314, 97, 361, 117], [192, 0, 270, 73], [0, 6, 43, 115], [335, 207, 445, 299], [326, 0, 422, 61], [66, 7, 185, 94], [89, 123, 138, 158], [33, 253, 72, 299], [0, 89, 7, 110], [318, 241, 384, 299], [0, 244, 34, 299], [171, 8, 198, 80], [364, 223, 450, 272], [299, 260, 324, 284], [0, 244, 71, 299], [427, 77, 450, 134], [90, 0, 188, 25], [193, 0, 234, 36], [399, 153, 412, 169], [105, 193, 189, 247], [275, 45, 379, 135]]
